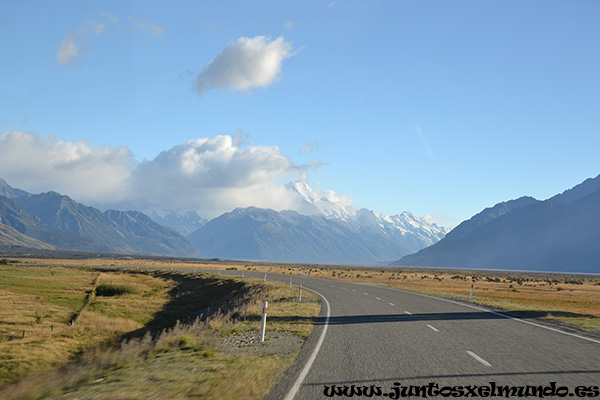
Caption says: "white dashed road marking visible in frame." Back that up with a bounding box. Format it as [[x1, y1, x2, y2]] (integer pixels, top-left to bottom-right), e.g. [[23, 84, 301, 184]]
[[467, 351, 492, 367]]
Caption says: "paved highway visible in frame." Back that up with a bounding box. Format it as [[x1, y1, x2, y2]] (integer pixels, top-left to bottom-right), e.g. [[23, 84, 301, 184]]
[[207, 270, 600, 399]]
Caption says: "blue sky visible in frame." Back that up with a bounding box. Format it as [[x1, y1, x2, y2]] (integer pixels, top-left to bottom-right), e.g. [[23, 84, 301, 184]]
[[1, 1, 599, 225]]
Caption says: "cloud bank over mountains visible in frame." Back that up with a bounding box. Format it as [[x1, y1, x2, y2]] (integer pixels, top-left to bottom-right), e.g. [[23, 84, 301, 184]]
[[0, 130, 341, 219]]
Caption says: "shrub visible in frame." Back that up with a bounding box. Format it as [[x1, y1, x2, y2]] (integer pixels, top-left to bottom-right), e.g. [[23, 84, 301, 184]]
[[96, 284, 136, 297]]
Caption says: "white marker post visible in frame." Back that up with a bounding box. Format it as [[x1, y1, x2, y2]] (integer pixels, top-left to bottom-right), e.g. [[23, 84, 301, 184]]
[[289, 278, 292, 289], [260, 301, 268, 342], [299, 284, 303, 302], [264, 273, 267, 282], [470, 281, 474, 299]]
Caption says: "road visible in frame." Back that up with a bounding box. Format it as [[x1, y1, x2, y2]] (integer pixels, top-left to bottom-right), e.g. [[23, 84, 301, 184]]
[[206, 270, 600, 399]]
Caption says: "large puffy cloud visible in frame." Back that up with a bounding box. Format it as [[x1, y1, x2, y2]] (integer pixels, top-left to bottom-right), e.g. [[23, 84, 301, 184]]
[[0, 130, 133, 204], [0, 130, 346, 219], [194, 36, 294, 95], [128, 134, 303, 216]]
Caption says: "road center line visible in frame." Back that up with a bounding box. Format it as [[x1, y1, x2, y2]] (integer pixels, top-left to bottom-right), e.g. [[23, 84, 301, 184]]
[[363, 292, 369, 295], [375, 297, 381, 300], [283, 287, 331, 400], [389, 302, 395, 306], [427, 324, 439, 332], [466, 351, 492, 367]]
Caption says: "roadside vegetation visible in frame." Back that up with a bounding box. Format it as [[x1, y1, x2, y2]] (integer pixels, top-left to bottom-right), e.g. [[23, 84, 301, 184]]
[[22, 257, 597, 335], [0, 263, 320, 400]]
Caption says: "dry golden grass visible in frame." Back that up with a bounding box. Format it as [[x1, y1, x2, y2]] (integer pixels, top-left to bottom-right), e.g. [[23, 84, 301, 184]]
[[0, 266, 320, 400], [16, 257, 596, 333], [0, 265, 170, 384]]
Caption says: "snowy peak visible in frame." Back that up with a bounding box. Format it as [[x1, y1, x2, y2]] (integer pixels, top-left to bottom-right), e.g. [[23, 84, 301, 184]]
[[286, 181, 449, 252], [287, 181, 356, 221], [354, 208, 449, 245]]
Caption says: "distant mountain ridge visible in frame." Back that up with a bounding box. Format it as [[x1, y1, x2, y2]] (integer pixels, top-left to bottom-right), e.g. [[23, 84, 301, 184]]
[[393, 174, 600, 273], [187, 204, 448, 265], [0, 177, 448, 264], [185, 181, 449, 264], [0, 180, 201, 257], [0, 196, 109, 252], [147, 210, 207, 236]]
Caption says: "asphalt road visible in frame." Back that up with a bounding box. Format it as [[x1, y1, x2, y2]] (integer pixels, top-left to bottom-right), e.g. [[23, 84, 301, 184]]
[[207, 270, 600, 399]]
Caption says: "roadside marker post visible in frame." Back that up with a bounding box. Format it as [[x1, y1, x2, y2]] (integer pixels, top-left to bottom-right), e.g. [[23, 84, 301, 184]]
[[260, 301, 268, 342], [470, 281, 474, 299], [264, 273, 267, 282], [289, 278, 292, 289], [299, 284, 303, 302]]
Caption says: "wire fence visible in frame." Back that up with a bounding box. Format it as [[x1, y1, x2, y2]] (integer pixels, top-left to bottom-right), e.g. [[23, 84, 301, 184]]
[[0, 272, 101, 343]]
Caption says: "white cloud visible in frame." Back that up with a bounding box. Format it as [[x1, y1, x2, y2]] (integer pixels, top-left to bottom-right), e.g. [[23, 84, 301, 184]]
[[128, 135, 302, 216], [135, 21, 164, 36], [300, 141, 319, 154], [0, 131, 132, 204], [194, 35, 295, 95], [0, 131, 343, 219], [57, 14, 165, 68], [56, 16, 117, 68], [284, 21, 294, 30], [56, 35, 82, 67]]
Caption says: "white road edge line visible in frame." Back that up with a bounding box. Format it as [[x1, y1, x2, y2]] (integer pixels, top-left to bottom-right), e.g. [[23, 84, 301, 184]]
[[405, 311, 412, 315], [427, 324, 439, 332], [283, 287, 331, 400], [467, 351, 492, 367], [392, 288, 600, 345]]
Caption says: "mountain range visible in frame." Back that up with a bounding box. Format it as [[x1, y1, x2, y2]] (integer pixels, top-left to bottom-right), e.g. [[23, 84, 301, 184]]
[[3, 174, 597, 272], [0, 178, 448, 263], [393, 174, 600, 273], [0, 179, 200, 257], [186, 181, 449, 264]]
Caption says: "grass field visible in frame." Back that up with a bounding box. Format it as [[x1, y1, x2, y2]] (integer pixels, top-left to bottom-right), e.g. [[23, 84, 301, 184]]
[[0, 263, 320, 400], [13, 257, 597, 334], [2, 256, 598, 399]]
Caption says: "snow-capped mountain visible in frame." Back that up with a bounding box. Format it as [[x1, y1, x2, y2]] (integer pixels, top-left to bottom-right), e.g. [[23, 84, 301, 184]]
[[287, 181, 356, 220], [353, 208, 449, 251], [288, 180, 449, 248], [186, 182, 451, 264]]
